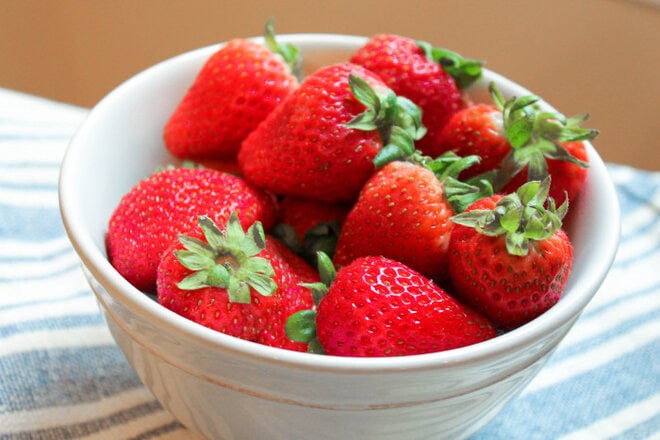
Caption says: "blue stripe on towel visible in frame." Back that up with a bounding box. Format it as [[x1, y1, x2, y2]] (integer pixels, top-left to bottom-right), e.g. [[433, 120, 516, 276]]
[[1, 401, 171, 439], [0, 205, 64, 238], [473, 342, 660, 439], [0, 346, 143, 412], [0, 314, 105, 338]]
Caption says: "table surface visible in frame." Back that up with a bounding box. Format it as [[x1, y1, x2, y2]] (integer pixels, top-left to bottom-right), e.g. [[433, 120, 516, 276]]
[[0, 87, 658, 439]]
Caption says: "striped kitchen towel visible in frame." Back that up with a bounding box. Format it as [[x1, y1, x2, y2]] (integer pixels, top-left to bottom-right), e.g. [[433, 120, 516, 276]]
[[0, 87, 658, 439]]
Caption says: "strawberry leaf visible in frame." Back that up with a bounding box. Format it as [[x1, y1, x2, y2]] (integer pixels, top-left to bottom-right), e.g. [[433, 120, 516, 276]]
[[174, 249, 214, 271], [198, 216, 225, 250], [417, 40, 483, 89], [299, 251, 336, 306], [244, 256, 275, 277], [500, 206, 521, 233], [489, 82, 507, 110], [451, 177, 565, 256], [316, 251, 336, 287], [178, 234, 214, 258], [506, 118, 533, 149], [346, 74, 426, 168], [373, 144, 407, 168], [486, 82, 597, 192], [505, 230, 528, 256], [173, 214, 276, 302], [177, 270, 213, 290], [443, 177, 494, 213], [300, 281, 329, 306], [244, 273, 278, 298], [228, 277, 251, 303], [424, 152, 494, 212], [263, 18, 302, 81], [285, 309, 318, 343], [224, 212, 246, 246], [348, 74, 381, 111], [395, 96, 427, 140], [388, 126, 416, 156], [243, 222, 267, 257]]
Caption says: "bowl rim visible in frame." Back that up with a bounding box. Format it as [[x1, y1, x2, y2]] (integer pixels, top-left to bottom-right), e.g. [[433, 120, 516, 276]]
[[58, 32, 621, 374]]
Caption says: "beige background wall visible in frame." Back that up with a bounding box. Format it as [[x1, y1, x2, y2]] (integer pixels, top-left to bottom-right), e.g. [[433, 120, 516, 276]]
[[0, 0, 658, 170]]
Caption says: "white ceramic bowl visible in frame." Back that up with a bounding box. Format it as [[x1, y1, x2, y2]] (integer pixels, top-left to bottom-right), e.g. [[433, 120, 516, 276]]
[[59, 34, 620, 440]]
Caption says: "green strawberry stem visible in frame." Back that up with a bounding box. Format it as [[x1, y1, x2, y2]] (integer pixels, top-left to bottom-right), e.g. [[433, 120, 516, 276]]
[[263, 17, 303, 81], [486, 82, 598, 192], [417, 40, 483, 89], [174, 213, 277, 303], [346, 74, 426, 167], [285, 251, 336, 353], [451, 177, 567, 256]]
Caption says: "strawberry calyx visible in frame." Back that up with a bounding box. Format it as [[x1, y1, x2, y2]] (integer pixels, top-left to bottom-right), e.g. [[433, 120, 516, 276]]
[[174, 213, 277, 303], [272, 221, 342, 266], [483, 82, 598, 192], [284, 251, 336, 354], [423, 152, 494, 213], [417, 40, 483, 89], [451, 177, 568, 256], [345, 74, 427, 168], [263, 18, 302, 81]]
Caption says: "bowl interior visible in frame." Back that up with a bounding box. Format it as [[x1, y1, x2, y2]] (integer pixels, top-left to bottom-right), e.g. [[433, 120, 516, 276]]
[[58, 33, 620, 371]]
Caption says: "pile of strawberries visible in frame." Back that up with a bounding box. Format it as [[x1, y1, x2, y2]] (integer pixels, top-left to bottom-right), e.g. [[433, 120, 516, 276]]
[[106, 21, 598, 357]]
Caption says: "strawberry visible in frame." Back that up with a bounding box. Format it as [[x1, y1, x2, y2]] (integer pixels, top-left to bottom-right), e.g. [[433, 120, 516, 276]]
[[157, 214, 317, 351], [272, 196, 350, 262], [350, 33, 482, 158], [436, 82, 598, 204], [333, 152, 490, 281], [503, 140, 589, 204], [434, 103, 508, 178], [448, 178, 573, 329], [106, 166, 278, 293], [163, 20, 300, 160], [286, 252, 496, 357], [238, 64, 426, 202]]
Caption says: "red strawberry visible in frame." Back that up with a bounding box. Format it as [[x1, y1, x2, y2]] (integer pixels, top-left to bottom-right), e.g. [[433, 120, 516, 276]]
[[333, 153, 489, 281], [448, 178, 573, 329], [157, 214, 317, 351], [434, 103, 508, 178], [286, 253, 496, 357], [164, 20, 300, 160], [350, 34, 482, 158], [436, 83, 598, 204], [106, 166, 278, 293], [238, 63, 426, 202]]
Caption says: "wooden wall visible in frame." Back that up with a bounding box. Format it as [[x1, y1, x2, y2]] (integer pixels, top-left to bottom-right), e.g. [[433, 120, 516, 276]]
[[0, 0, 658, 170]]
